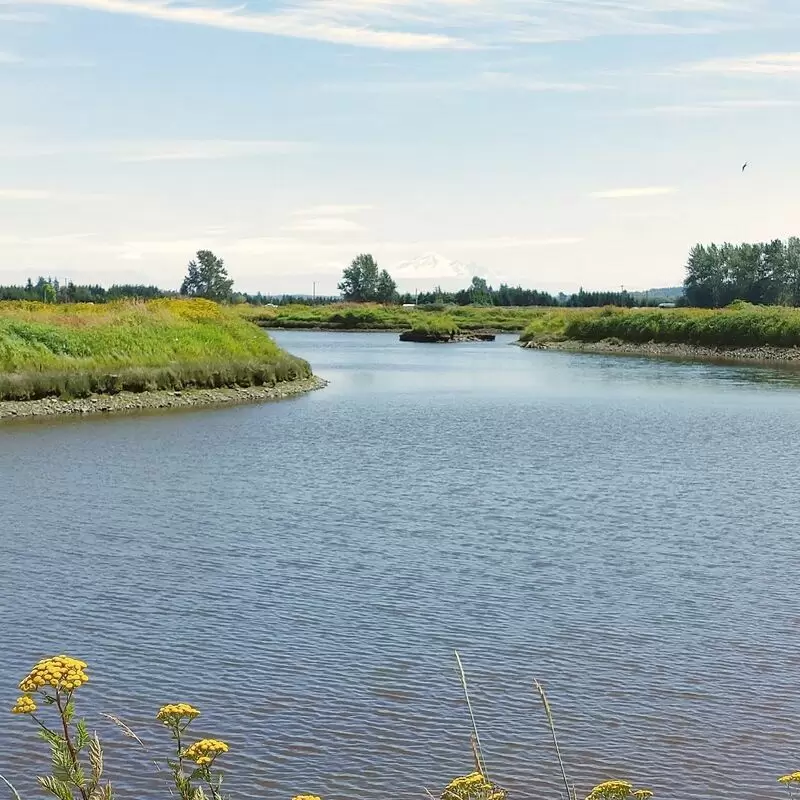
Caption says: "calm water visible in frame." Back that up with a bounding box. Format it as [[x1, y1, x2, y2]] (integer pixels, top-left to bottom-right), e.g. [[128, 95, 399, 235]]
[[2, 332, 800, 800]]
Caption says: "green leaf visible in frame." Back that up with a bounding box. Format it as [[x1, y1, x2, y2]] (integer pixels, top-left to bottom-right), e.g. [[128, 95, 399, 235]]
[[37, 776, 74, 800], [75, 720, 89, 750], [63, 702, 75, 725]]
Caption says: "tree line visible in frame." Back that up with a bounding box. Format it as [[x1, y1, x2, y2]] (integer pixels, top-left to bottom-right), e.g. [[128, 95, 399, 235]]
[[684, 237, 800, 307]]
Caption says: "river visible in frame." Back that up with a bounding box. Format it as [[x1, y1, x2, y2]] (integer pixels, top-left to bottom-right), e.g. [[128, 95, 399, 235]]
[[2, 331, 800, 800]]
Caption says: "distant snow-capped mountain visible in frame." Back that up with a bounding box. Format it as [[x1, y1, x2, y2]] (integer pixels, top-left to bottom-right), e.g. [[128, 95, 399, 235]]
[[392, 253, 478, 289]]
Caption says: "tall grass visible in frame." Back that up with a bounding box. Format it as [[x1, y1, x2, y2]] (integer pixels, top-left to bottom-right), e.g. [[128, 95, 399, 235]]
[[0, 299, 311, 401], [519, 304, 800, 348]]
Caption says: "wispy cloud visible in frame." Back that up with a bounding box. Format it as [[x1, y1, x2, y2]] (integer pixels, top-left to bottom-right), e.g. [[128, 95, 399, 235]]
[[0, 52, 24, 64], [632, 99, 799, 115], [292, 204, 373, 216], [678, 52, 800, 76], [17, 0, 792, 50], [283, 217, 366, 233], [19, 0, 470, 49], [0, 138, 307, 161], [327, 71, 594, 93], [118, 139, 305, 161], [590, 186, 677, 199], [0, 8, 47, 21]]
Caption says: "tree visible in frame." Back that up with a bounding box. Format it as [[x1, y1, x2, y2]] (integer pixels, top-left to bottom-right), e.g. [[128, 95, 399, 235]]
[[180, 250, 234, 302], [338, 254, 397, 302], [375, 269, 397, 303]]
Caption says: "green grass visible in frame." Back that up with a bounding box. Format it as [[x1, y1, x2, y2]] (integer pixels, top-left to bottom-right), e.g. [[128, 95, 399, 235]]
[[0, 299, 311, 401], [519, 304, 800, 348], [238, 303, 553, 332]]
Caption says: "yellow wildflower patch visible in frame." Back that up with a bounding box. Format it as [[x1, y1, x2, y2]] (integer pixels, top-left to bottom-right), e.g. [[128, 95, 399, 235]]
[[778, 772, 800, 784]]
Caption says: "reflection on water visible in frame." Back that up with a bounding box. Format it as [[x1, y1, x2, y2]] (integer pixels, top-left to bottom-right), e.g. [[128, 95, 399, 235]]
[[1, 331, 800, 800]]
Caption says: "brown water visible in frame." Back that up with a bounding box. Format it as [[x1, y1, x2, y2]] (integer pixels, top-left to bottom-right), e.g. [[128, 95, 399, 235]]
[[2, 331, 800, 800]]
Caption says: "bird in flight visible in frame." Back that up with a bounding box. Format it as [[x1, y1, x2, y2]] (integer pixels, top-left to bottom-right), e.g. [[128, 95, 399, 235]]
[[742, 161, 749, 172]]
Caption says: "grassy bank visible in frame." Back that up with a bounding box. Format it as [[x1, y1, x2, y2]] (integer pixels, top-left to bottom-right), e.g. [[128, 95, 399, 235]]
[[0, 299, 311, 401], [238, 303, 549, 332], [519, 304, 800, 348]]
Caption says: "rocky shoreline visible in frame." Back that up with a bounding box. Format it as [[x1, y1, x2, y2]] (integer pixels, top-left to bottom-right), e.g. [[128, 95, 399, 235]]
[[520, 338, 800, 363], [399, 331, 496, 343], [0, 375, 327, 423]]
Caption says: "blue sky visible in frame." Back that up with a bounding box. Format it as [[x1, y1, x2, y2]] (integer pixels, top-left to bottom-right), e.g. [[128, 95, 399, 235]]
[[3, 0, 800, 294]]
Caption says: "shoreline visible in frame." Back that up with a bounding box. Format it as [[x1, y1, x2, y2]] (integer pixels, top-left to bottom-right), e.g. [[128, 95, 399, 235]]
[[0, 375, 327, 423], [520, 338, 800, 364], [257, 323, 516, 335]]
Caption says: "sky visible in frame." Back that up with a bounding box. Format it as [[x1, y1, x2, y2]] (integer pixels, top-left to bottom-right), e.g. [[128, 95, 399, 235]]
[[3, 0, 800, 294]]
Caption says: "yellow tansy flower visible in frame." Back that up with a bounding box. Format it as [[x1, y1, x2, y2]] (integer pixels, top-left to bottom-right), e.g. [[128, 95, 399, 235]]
[[183, 738, 229, 766], [778, 773, 800, 785], [18, 655, 89, 694], [587, 780, 634, 800], [157, 703, 201, 723], [442, 773, 507, 800], [11, 695, 37, 714]]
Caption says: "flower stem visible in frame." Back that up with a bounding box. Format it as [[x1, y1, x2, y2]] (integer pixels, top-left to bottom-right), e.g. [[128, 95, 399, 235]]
[[54, 692, 89, 800]]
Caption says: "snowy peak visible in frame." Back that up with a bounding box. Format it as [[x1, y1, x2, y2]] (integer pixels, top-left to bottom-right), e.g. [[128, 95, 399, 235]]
[[392, 252, 473, 280]]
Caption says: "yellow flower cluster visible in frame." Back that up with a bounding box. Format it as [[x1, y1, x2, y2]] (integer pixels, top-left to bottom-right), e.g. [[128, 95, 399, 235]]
[[441, 773, 507, 800], [18, 655, 89, 694], [156, 703, 201, 723], [778, 773, 800, 784], [292, 795, 322, 800], [586, 781, 635, 800], [11, 695, 37, 715], [586, 781, 653, 800], [183, 739, 229, 767]]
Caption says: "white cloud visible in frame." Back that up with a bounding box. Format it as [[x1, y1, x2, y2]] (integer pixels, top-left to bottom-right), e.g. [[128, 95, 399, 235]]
[[438, 236, 584, 249], [0, 52, 24, 64], [0, 188, 54, 200], [283, 217, 366, 233], [16, 0, 791, 50], [590, 186, 678, 199], [680, 52, 800, 76], [292, 204, 373, 216]]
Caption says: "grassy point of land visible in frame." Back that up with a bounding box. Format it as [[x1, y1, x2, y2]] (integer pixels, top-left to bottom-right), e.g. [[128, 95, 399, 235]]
[[0, 298, 311, 401]]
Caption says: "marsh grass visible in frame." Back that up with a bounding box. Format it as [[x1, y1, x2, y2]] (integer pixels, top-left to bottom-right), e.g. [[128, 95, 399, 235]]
[[520, 304, 800, 348], [0, 299, 311, 401]]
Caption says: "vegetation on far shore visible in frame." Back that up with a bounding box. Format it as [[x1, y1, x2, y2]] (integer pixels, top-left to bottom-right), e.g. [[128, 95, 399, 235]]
[[238, 303, 550, 332], [239, 301, 800, 350], [0, 299, 310, 402], [519, 302, 800, 349]]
